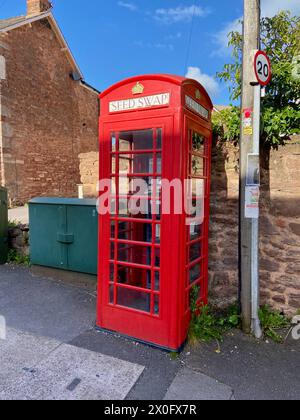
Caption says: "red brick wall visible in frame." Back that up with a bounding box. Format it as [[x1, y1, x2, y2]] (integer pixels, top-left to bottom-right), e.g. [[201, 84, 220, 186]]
[[0, 19, 98, 205]]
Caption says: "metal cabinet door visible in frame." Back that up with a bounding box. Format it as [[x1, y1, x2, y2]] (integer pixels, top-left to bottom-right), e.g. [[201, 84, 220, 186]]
[[30, 204, 69, 269], [66, 205, 98, 275]]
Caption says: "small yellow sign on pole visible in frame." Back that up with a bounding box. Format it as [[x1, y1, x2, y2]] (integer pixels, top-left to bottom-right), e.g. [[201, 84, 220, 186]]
[[242, 108, 253, 136]]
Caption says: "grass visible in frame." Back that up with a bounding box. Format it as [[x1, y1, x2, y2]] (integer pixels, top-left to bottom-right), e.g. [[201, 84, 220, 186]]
[[258, 305, 290, 343], [189, 304, 241, 344], [189, 287, 292, 345], [8, 220, 23, 228], [189, 286, 240, 344], [7, 249, 31, 266], [169, 352, 179, 360]]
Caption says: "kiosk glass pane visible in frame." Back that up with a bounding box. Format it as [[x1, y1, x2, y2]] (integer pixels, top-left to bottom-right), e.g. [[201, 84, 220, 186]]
[[116, 265, 152, 290], [117, 288, 151, 313], [156, 129, 162, 149], [189, 263, 201, 284], [192, 132, 205, 154], [190, 241, 202, 262], [154, 295, 160, 315], [117, 243, 152, 266], [119, 130, 153, 151], [192, 156, 204, 176], [117, 221, 153, 243], [118, 154, 154, 175]]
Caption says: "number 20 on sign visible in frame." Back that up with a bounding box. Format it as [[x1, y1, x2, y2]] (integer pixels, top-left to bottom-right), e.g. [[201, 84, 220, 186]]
[[254, 51, 272, 86]]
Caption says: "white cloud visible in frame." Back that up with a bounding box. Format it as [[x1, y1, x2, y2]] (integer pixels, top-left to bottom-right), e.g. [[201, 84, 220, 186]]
[[165, 32, 182, 41], [154, 5, 209, 24], [186, 67, 219, 98], [261, 0, 300, 17], [118, 1, 137, 12], [134, 41, 174, 51], [213, 18, 242, 56]]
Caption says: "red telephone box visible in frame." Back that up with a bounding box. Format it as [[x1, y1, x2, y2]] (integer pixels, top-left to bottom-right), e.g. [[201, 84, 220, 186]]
[[97, 74, 213, 351]]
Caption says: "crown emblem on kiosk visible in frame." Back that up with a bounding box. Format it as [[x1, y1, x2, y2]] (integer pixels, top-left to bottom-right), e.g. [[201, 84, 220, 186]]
[[195, 89, 201, 100], [132, 82, 144, 95]]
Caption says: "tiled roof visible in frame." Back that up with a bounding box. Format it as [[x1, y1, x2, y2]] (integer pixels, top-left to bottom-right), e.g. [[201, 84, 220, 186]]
[[0, 16, 27, 30], [0, 11, 89, 88]]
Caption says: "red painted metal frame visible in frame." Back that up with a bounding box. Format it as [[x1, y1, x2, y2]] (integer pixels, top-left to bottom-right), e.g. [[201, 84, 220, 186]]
[[97, 75, 213, 351]]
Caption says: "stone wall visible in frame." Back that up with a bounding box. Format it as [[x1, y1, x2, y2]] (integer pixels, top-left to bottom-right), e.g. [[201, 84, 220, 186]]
[[259, 139, 300, 315], [209, 137, 300, 316], [78, 136, 300, 316], [0, 19, 98, 205], [8, 224, 30, 258], [208, 141, 239, 309], [79, 151, 99, 198]]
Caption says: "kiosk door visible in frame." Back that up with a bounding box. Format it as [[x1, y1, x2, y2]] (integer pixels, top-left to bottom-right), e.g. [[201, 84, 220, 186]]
[[98, 117, 174, 348], [184, 116, 211, 313]]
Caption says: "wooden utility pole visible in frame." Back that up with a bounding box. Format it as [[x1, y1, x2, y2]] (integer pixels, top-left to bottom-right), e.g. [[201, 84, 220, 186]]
[[239, 0, 261, 334]]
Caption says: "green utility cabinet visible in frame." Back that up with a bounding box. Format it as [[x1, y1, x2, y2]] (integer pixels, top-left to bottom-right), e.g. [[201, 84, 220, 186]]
[[29, 198, 98, 275], [0, 187, 8, 264]]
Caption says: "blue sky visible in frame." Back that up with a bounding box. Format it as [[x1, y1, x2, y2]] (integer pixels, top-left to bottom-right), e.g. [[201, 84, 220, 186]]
[[0, 1, 299, 104]]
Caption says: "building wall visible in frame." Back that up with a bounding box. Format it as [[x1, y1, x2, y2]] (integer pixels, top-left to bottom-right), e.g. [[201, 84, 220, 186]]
[[79, 136, 300, 316], [0, 18, 98, 205]]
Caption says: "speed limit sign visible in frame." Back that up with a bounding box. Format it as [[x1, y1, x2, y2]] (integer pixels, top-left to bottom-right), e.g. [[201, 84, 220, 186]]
[[254, 51, 272, 86]]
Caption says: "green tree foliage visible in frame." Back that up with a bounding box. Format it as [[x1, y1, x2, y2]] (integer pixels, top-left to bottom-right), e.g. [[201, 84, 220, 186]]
[[214, 11, 300, 149], [212, 106, 240, 145]]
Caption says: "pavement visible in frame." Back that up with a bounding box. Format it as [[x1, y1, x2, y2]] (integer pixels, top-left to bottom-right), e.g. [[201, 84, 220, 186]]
[[0, 264, 299, 400], [8, 206, 29, 225]]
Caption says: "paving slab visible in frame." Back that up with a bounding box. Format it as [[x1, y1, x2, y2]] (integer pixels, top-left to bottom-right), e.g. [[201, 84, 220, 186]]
[[164, 367, 233, 400], [0, 329, 144, 400], [0, 265, 96, 342], [70, 329, 181, 400], [0, 328, 60, 392]]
